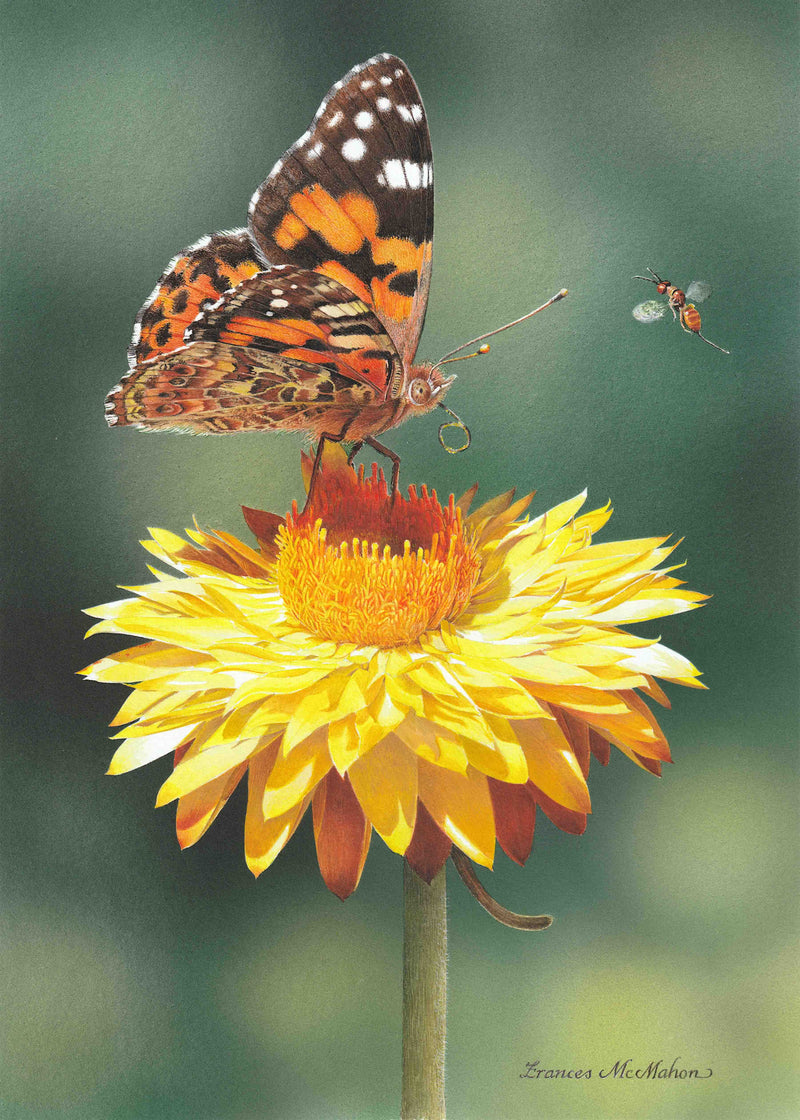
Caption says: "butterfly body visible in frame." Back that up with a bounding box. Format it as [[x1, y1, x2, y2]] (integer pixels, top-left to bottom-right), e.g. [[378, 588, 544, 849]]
[[107, 55, 446, 457]]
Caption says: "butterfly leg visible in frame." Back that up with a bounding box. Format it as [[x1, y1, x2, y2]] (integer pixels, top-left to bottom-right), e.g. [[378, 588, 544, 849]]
[[346, 441, 364, 466], [308, 422, 356, 504], [363, 436, 401, 494]]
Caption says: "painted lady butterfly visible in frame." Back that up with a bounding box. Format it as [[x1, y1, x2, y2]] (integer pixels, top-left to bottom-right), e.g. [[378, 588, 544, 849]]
[[107, 54, 566, 488]]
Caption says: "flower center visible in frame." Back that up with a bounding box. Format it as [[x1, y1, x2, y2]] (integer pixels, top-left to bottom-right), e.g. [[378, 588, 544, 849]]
[[276, 468, 480, 647]]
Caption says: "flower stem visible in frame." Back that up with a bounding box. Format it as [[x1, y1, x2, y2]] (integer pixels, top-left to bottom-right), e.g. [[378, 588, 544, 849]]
[[402, 861, 447, 1120]]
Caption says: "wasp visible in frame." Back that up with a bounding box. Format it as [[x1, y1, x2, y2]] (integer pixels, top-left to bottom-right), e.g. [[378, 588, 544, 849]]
[[633, 267, 729, 353]]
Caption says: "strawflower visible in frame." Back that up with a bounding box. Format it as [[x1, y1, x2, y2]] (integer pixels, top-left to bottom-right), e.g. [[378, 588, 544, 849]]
[[82, 448, 706, 899]]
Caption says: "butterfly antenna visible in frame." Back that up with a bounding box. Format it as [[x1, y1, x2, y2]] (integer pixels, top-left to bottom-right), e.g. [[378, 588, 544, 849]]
[[435, 288, 569, 365], [697, 332, 730, 354], [438, 344, 492, 366]]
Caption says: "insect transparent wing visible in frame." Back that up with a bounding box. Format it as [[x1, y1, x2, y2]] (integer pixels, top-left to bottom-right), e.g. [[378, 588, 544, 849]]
[[685, 280, 712, 304], [632, 299, 668, 324]]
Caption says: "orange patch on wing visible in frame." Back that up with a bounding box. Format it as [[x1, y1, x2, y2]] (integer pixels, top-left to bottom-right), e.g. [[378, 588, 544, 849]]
[[219, 318, 322, 347], [318, 261, 372, 304], [372, 236, 424, 274], [372, 279, 414, 324], [274, 211, 308, 250], [338, 192, 380, 240], [140, 258, 262, 361], [280, 346, 338, 365], [289, 186, 366, 255], [351, 354, 391, 392]]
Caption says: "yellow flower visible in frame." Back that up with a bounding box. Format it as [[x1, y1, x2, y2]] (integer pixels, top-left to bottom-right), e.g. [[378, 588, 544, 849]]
[[82, 448, 706, 898]]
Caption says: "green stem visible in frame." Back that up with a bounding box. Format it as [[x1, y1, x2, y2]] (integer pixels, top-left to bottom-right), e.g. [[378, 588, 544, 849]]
[[402, 861, 447, 1120]]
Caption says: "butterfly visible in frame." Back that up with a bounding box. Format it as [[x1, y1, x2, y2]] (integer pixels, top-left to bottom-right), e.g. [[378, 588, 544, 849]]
[[106, 54, 567, 490]]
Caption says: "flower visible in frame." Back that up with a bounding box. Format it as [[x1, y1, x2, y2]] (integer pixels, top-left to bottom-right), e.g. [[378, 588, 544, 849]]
[[82, 448, 706, 898]]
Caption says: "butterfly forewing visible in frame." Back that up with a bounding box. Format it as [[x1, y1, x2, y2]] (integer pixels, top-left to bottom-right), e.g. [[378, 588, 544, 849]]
[[186, 265, 403, 396], [128, 230, 264, 367], [248, 53, 433, 366]]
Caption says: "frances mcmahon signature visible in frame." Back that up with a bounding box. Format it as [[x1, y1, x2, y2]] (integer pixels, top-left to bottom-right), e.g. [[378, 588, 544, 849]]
[[520, 1058, 713, 1081]]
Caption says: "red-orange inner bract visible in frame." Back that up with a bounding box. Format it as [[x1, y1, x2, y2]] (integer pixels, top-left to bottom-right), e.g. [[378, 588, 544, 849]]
[[276, 464, 481, 647]]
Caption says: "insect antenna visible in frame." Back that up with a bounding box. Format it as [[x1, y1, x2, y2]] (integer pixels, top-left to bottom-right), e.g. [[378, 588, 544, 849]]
[[430, 288, 569, 454], [434, 287, 569, 365], [633, 267, 665, 284]]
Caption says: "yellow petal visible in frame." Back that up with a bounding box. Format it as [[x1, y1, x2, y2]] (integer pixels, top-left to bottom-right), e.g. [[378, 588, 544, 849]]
[[262, 727, 331, 818], [513, 717, 591, 812], [246, 746, 310, 877], [418, 761, 495, 867], [393, 713, 469, 773], [328, 715, 360, 773], [349, 734, 418, 853], [108, 722, 198, 775], [462, 714, 529, 783], [156, 735, 263, 806]]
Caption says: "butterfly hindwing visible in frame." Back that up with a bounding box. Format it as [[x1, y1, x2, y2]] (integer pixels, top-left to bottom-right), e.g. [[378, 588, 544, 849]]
[[248, 53, 433, 367], [107, 341, 383, 434], [129, 229, 264, 367]]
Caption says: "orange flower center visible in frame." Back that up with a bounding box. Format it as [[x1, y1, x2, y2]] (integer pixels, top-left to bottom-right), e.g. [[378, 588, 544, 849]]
[[276, 466, 480, 647]]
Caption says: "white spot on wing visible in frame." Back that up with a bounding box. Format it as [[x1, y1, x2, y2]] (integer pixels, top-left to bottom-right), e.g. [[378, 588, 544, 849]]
[[381, 159, 406, 188], [380, 75, 392, 86], [342, 137, 366, 161], [354, 110, 374, 130], [404, 160, 422, 188], [271, 299, 289, 309], [271, 288, 283, 295], [327, 111, 343, 128], [269, 158, 283, 178], [360, 79, 375, 90], [308, 141, 323, 159], [376, 96, 392, 112]]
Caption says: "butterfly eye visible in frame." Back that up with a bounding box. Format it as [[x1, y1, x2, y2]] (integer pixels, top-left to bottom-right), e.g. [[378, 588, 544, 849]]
[[407, 378, 432, 406]]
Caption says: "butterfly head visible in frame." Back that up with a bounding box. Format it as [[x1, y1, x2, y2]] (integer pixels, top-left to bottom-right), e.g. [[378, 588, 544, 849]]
[[401, 362, 457, 415]]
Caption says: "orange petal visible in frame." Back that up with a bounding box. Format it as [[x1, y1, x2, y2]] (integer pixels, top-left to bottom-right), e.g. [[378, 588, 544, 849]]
[[241, 506, 284, 560], [418, 761, 496, 867], [513, 718, 591, 812], [312, 771, 371, 899], [530, 783, 587, 834], [589, 728, 610, 766], [175, 762, 247, 848], [551, 707, 591, 778], [632, 752, 663, 776], [404, 801, 452, 883], [487, 778, 537, 865]]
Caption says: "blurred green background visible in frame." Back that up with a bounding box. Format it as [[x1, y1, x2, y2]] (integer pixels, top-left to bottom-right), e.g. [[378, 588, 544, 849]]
[[2, 0, 797, 1117]]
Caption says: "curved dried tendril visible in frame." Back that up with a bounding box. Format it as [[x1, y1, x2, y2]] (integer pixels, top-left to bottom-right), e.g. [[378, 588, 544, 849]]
[[451, 849, 553, 931]]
